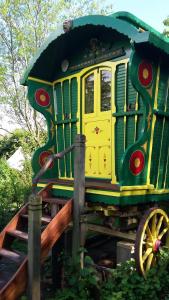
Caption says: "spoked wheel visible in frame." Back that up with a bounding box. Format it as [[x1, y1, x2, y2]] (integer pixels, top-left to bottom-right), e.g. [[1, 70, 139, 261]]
[[135, 207, 169, 277]]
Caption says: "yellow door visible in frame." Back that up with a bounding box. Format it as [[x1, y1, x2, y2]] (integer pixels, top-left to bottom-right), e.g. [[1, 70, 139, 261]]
[[82, 67, 112, 179]]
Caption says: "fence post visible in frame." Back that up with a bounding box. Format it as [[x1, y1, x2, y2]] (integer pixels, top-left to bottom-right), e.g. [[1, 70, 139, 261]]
[[72, 134, 86, 261], [28, 193, 42, 300]]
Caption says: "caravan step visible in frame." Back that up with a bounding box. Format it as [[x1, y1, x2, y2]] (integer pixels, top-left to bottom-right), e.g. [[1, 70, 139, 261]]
[[20, 214, 52, 224], [0, 248, 25, 264], [43, 197, 69, 205], [6, 230, 28, 242]]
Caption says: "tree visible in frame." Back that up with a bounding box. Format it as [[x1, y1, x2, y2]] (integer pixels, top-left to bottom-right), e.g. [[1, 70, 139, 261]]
[[0, 0, 113, 146], [163, 16, 169, 37]]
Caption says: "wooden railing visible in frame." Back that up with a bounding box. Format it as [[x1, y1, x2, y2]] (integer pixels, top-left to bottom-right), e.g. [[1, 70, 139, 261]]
[[28, 134, 86, 300]]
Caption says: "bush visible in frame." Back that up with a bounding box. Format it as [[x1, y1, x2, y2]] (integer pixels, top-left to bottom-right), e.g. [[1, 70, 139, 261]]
[[0, 128, 47, 229], [50, 250, 169, 300], [0, 158, 31, 229]]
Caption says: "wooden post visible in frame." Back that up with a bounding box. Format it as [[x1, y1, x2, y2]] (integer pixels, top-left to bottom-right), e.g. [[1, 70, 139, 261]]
[[72, 134, 86, 261], [28, 193, 42, 300]]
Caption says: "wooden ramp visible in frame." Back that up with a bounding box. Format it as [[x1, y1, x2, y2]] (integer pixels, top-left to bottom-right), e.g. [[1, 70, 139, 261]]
[[0, 192, 72, 300]]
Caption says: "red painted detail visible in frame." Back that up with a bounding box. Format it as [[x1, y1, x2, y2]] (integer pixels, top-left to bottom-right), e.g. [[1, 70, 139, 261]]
[[129, 150, 145, 175], [138, 61, 153, 87], [153, 239, 161, 253], [95, 127, 100, 134], [35, 88, 50, 107], [39, 151, 54, 168]]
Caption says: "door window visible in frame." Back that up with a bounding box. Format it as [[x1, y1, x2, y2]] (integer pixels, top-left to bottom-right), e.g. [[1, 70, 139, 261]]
[[85, 73, 94, 114], [100, 70, 111, 111]]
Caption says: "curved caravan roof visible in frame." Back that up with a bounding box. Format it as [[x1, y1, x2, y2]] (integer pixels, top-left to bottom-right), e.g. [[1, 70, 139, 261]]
[[21, 11, 169, 85]]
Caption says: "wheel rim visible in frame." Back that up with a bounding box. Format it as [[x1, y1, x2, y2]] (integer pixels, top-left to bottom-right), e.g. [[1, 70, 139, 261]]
[[135, 208, 169, 277]]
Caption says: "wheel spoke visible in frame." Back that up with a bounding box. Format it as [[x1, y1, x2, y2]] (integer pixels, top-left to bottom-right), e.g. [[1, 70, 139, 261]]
[[142, 247, 152, 263], [156, 216, 164, 236], [152, 214, 157, 237], [146, 225, 153, 241], [142, 241, 153, 247], [158, 227, 168, 240], [146, 253, 154, 272]]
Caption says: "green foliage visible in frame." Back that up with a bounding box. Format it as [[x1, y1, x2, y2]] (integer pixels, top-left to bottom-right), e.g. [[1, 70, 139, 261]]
[[0, 158, 31, 229], [0, 0, 113, 144], [50, 250, 169, 300], [0, 128, 47, 159], [163, 16, 169, 37], [53, 255, 100, 300], [0, 128, 47, 229]]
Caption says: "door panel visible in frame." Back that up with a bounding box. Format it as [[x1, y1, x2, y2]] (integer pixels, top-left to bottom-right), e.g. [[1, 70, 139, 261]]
[[85, 146, 98, 176], [82, 67, 112, 179]]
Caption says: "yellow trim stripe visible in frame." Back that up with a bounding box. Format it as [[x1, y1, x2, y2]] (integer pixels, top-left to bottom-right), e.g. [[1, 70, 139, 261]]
[[53, 74, 78, 85], [120, 184, 154, 191], [28, 76, 53, 86], [37, 183, 73, 191], [147, 63, 160, 184], [37, 183, 169, 197]]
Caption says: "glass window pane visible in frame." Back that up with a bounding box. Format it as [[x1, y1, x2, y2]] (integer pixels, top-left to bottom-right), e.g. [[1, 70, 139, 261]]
[[101, 70, 111, 111], [85, 74, 94, 114]]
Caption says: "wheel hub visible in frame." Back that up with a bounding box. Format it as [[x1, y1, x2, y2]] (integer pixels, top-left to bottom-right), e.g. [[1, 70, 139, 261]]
[[153, 239, 161, 253]]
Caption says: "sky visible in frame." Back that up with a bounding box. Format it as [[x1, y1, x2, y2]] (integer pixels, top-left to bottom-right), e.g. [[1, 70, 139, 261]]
[[111, 0, 169, 33]]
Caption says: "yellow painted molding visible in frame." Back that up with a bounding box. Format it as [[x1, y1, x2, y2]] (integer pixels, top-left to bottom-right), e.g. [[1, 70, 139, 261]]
[[146, 63, 161, 185], [37, 182, 169, 197], [120, 184, 154, 191], [28, 76, 53, 86]]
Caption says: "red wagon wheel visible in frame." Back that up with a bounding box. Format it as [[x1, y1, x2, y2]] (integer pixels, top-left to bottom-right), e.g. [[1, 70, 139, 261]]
[[135, 207, 169, 277]]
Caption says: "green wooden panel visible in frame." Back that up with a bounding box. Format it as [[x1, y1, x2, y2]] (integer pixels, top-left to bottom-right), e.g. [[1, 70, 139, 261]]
[[71, 124, 77, 177], [165, 150, 169, 188], [157, 73, 168, 111], [55, 77, 78, 178], [55, 83, 63, 121], [71, 78, 78, 118], [63, 80, 70, 115], [158, 118, 169, 188], [150, 118, 163, 186], [70, 78, 78, 176], [165, 84, 169, 188], [136, 95, 144, 140], [115, 118, 124, 180], [151, 67, 169, 188], [126, 64, 137, 147], [115, 64, 126, 112], [62, 80, 71, 177], [115, 64, 126, 180], [126, 116, 135, 148], [57, 125, 65, 177], [64, 123, 71, 177], [157, 71, 169, 188]]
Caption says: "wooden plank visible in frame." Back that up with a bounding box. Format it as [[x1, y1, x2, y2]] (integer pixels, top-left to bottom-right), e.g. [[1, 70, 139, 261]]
[[0, 199, 72, 300], [28, 194, 42, 300], [87, 224, 136, 242], [72, 134, 86, 261], [0, 204, 28, 248], [43, 197, 68, 205], [0, 258, 27, 300], [21, 214, 51, 224], [0, 249, 25, 264], [41, 199, 72, 260], [6, 230, 28, 242]]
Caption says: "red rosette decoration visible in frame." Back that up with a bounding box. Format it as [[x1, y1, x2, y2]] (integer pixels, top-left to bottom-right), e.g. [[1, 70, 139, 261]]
[[35, 88, 50, 107], [129, 150, 145, 175], [39, 151, 54, 169], [138, 61, 153, 87]]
